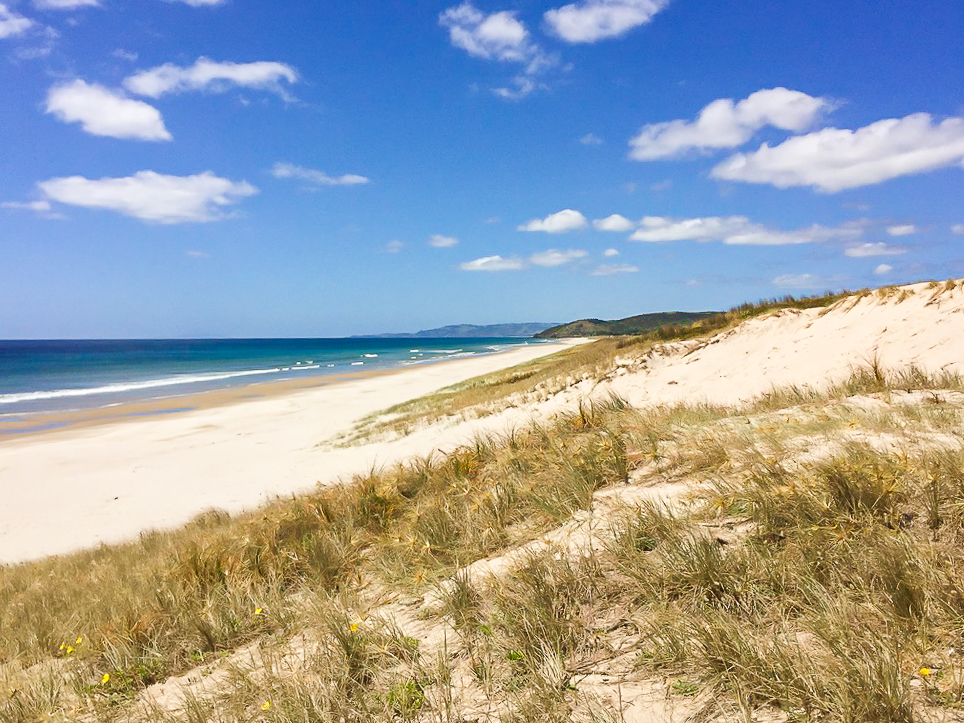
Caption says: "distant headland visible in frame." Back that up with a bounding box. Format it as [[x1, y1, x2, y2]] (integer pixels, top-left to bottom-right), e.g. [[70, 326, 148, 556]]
[[353, 322, 559, 338]]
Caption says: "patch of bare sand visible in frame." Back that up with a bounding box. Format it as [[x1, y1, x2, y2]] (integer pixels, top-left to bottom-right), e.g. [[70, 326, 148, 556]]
[[604, 280, 964, 408]]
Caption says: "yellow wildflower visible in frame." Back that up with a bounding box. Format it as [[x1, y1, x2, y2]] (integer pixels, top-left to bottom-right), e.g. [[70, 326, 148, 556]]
[[261, 701, 271, 711], [65, 646, 74, 655], [101, 673, 110, 685], [349, 623, 359, 633], [59, 642, 65, 652], [76, 637, 83, 645], [920, 667, 931, 676], [254, 607, 263, 616]]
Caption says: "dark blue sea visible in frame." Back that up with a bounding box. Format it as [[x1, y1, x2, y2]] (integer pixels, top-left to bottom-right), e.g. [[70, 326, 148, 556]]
[[0, 338, 544, 418]]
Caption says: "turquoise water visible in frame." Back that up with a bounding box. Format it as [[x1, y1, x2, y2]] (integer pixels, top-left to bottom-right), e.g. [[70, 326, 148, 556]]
[[0, 338, 544, 416]]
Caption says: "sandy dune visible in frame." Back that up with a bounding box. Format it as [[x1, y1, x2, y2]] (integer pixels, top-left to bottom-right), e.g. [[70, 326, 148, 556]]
[[605, 280, 964, 408]]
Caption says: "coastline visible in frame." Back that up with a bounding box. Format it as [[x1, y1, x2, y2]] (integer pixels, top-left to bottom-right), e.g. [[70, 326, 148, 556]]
[[0, 366, 399, 439], [0, 339, 588, 564], [0, 337, 542, 431]]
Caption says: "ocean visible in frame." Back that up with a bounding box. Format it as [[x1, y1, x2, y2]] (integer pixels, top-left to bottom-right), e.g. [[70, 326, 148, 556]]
[[0, 338, 544, 419]]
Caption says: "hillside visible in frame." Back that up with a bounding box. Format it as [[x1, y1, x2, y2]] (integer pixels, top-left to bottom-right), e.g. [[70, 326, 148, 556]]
[[358, 322, 558, 338], [535, 310, 718, 338], [4, 279, 964, 723]]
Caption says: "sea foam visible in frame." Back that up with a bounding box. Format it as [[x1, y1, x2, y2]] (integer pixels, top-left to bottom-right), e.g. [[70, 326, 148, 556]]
[[0, 367, 289, 405]]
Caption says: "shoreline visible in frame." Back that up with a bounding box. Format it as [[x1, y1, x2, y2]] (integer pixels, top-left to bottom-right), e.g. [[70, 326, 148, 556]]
[[0, 339, 551, 439], [0, 342, 564, 441], [0, 366, 401, 439], [0, 339, 588, 564]]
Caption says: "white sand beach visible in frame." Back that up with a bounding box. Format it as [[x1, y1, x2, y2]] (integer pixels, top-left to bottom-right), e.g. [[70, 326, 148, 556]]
[[0, 340, 587, 564]]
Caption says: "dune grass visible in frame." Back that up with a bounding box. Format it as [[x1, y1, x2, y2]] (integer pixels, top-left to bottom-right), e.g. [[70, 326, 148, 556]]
[[3, 304, 964, 720], [332, 338, 627, 446], [0, 392, 637, 720], [335, 288, 867, 448]]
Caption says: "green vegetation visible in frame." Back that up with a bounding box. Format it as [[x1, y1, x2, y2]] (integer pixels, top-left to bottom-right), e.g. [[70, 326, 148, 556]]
[[535, 289, 863, 340], [535, 311, 719, 338], [3, 284, 964, 722]]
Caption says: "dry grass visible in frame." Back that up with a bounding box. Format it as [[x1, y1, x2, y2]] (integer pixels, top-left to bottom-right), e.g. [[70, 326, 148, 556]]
[[333, 339, 628, 446], [335, 286, 873, 448]]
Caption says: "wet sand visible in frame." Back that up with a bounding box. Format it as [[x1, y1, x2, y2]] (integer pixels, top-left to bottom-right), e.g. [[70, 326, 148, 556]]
[[0, 368, 397, 438]]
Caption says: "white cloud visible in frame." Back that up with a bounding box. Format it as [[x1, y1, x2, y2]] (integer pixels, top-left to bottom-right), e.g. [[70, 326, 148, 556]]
[[271, 162, 369, 187], [886, 223, 916, 237], [593, 213, 634, 232], [38, 170, 257, 223], [874, 264, 893, 275], [580, 132, 603, 145], [457, 248, 640, 274], [773, 273, 825, 289], [591, 263, 638, 276], [844, 242, 907, 258], [2, 200, 52, 212], [460, 254, 525, 271], [429, 234, 459, 248], [530, 248, 587, 267], [46, 80, 171, 141], [629, 215, 863, 246], [460, 248, 593, 271], [384, 240, 404, 253], [440, 2, 554, 99], [33, 0, 98, 9], [518, 208, 589, 233], [712, 113, 964, 192], [629, 88, 829, 160], [186, 249, 210, 258], [494, 76, 539, 100], [11, 23, 56, 58], [952, 224, 964, 235], [113, 48, 138, 61], [724, 224, 862, 246], [124, 57, 297, 98], [15, 42, 52, 59], [630, 215, 748, 242], [439, 2, 531, 62], [0, 3, 33, 37], [544, 0, 669, 43], [163, 0, 227, 5]]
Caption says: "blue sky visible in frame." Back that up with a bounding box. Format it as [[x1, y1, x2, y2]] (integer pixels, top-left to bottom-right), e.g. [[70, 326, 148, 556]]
[[2, 0, 963, 338]]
